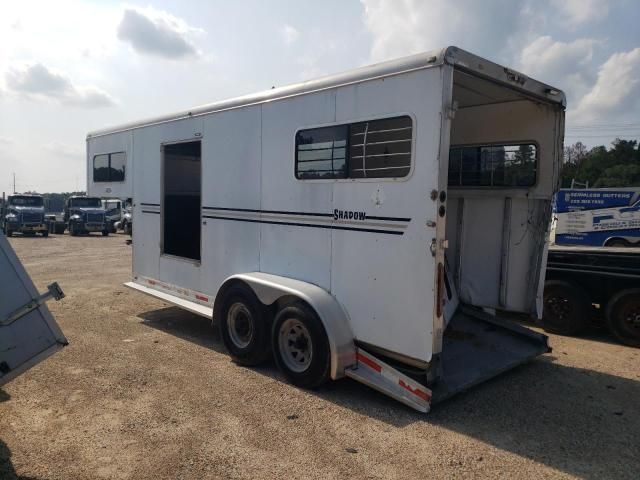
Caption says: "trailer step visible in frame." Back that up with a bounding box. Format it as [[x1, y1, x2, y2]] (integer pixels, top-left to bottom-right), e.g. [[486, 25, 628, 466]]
[[124, 281, 213, 318], [346, 349, 432, 413]]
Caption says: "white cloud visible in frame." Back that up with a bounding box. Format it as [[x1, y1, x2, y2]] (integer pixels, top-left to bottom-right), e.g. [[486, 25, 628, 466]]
[[551, 0, 609, 27], [281, 24, 300, 46], [573, 48, 640, 120], [5, 63, 116, 108], [519, 36, 599, 100], [117, 7, 202, 59], [42, 141, 83, 157], [360, 0, 525, 62]]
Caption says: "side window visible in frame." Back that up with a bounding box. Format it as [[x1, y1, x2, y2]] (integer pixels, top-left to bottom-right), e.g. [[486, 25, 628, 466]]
[[448, 144, 537, 187], [93, 152, 126, 182], [295, 115, 412, 180], [93, 154, 110, 182]]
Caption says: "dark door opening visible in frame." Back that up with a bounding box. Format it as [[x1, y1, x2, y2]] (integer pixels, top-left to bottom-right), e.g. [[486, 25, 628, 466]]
[[162, 140, 201, 261]]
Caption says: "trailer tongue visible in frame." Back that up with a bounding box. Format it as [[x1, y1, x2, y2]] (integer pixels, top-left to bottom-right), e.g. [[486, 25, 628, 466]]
[[0, 234, 68, 387]]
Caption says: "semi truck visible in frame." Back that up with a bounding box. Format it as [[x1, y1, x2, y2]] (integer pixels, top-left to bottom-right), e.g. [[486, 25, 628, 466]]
[[1, 194, 49, 237], [553, 188, 640, 247], [0, 232, 67, 386], [86, 46, 565, 412], [64, 195, 109, 236]]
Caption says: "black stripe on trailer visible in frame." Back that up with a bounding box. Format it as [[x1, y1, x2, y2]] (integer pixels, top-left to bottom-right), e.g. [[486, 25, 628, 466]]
[[202, 206, 410, 223], [202, 215, 405, 235]]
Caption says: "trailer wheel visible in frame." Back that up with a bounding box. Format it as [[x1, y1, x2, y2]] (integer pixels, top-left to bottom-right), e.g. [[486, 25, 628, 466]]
[[539, 280, 590, 335], [219, 284, 271, 366], [605, 289, 640, 347], [272, 302, 330, 389]]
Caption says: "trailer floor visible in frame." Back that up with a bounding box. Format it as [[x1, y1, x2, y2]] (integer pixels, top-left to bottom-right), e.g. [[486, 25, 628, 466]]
[[1, 233, 639, 480]]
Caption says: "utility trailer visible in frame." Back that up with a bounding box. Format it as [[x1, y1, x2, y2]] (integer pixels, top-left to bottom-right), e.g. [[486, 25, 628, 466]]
[[0, 233, 67, 386], [87, 46, 565, 412], [540, 245, 640, 347]]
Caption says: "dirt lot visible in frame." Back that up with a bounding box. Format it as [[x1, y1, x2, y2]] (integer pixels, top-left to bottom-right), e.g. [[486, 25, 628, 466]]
[[1, 233, 639, 479]]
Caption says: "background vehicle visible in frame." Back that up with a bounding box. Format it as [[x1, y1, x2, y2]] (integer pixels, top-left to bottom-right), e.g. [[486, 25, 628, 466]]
[[64, 196, 109, 236], [102, 198, 123, 233], [45, 213, 66, 234], [87, 46, 565, 412], [1, 194, 48, 237], [540, 246, 640, 347], [554, 188, 640, 247], [0, 233, 67, 386]]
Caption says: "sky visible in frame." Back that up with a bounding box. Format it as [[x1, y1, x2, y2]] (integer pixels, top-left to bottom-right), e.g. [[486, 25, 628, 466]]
[[0, 0, 639, 193]]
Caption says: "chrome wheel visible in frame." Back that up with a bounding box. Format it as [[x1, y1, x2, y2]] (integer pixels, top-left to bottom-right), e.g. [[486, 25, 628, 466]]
[[278, 318, 313, 373], [227, 302, 254, 349]]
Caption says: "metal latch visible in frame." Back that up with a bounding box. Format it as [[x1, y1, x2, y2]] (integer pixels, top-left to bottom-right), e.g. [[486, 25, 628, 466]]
[[0, 282, 65, 326]]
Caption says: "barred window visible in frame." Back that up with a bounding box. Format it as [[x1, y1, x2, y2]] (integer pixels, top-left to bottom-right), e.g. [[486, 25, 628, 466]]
[[295, 116, 412, 180], [448, 144, 537, 187]]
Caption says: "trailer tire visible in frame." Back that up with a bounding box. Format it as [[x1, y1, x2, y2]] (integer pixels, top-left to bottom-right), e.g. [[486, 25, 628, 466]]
[[539, 280, 591, 335], [272, 302, 330, 389], [219, 284, 271, 366], [605, 289, 640, 348]]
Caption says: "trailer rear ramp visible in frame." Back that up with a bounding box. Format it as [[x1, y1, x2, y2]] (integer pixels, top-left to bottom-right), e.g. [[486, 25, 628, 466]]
[[432, 306, 550, 404], [0, 234, 68, 387]]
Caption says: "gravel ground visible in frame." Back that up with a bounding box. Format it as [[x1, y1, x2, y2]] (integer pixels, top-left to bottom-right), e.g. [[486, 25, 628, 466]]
[[1, 233, 639, 479]]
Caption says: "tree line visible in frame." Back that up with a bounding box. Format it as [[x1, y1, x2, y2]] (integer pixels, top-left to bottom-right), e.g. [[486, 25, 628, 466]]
[[561, 139, 640, 188]]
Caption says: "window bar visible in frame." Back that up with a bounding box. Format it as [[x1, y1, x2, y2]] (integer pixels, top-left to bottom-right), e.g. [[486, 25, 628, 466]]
[[362, 122, 370, 178]]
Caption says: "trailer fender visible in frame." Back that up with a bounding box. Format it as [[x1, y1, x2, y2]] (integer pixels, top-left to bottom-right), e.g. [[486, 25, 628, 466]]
[[216, 272, 356, 380]]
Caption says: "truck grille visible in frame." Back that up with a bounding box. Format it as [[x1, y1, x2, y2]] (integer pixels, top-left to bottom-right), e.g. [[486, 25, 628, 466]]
[[87, 213, 104, 223], [21, 212, 42, 223]]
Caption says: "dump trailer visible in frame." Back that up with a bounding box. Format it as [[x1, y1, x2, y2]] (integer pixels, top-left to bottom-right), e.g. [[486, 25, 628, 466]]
[[541, 245, 640, 347], [0, 233, 67, 386], [87, 46, 564, 412]]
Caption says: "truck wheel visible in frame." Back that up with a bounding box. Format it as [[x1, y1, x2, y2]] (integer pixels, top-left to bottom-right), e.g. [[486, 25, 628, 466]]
[[6, 229, 12, 237], [56, 224, 66, 235], [605, 239, 628, 248], [539, 280, 591, 335], [125, 222, 132, 236], [69, 223, 76, 236], [605, 289, 640, 347], [102, 229, 109, 236], [219, 284, 271, 366], [272, 301, 330, 388], [42, 230, 49, 237]]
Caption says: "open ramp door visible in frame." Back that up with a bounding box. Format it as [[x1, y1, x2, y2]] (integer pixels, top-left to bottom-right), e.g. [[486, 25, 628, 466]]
[[0, 234, 68, 387], [432, 305, 550, 403]]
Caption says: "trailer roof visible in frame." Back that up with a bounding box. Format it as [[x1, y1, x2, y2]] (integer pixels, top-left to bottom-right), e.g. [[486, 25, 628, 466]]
[[88, 46, 566, 138]]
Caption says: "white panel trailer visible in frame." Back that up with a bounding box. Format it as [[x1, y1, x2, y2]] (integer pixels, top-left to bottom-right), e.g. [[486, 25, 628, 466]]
[[0, 234, 67, 386], [87, 46, 565, 412]]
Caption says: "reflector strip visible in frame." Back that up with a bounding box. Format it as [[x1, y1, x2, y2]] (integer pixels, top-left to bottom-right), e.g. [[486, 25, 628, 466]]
[[399, 379, 431, 401], [356, 352, 382, 372]]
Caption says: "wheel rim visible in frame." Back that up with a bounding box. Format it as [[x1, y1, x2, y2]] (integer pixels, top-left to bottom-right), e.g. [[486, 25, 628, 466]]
[[545, 294, 572, 322], [227, 303, 254, 349], [278, 318, 313, 373], [618, 299, 640, 339]]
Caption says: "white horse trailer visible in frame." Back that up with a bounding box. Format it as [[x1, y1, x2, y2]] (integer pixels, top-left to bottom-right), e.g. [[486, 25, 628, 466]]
[[87, 47, 565, 412]]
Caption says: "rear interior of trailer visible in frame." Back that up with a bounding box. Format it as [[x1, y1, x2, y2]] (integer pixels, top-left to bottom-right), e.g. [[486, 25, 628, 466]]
[[433, 64, 563, 400]]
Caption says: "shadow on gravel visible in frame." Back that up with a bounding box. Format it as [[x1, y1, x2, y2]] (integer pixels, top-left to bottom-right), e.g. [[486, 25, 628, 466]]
[[0, 439, 40, 480], [139, 306, 639, 479], [0, 389, 10, 403]]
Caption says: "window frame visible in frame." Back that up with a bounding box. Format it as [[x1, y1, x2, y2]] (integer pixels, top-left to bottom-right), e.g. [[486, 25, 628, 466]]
[[294, 113, 416, 183], [93, 151, 127, 183], [447, 141, 539, 189]]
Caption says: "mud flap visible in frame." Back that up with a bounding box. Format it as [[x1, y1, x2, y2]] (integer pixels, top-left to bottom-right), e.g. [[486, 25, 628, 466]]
[[431, 305, 551, 403]]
